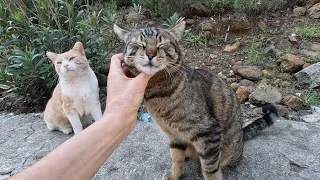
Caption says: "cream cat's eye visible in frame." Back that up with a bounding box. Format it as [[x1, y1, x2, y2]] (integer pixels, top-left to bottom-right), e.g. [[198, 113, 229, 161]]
[[56, 62, 62, 64], [69, 57, 76, 61]]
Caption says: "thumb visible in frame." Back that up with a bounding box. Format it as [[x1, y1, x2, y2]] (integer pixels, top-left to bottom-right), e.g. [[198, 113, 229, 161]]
[[134, 73, 153, 88]]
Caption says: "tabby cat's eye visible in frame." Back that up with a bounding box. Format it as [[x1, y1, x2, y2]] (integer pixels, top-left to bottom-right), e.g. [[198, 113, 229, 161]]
[[139, 44, 146, 48], [69, 57, 76, 61], [57, 62, 62, 64]]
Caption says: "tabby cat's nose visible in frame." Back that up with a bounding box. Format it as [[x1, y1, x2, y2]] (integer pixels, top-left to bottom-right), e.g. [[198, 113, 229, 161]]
[[147, 53, 156, 60]]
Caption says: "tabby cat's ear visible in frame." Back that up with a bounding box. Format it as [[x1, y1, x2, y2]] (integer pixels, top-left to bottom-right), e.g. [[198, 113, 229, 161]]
[[72, 41, 85, 56], [46, 52, 57, 62], [169, 21, 186, 40], [113, 24, 131, 42]]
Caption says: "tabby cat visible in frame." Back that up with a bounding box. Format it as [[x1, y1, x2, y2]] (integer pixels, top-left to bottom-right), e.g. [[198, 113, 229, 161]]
[[114, 22, 278, 180], [44, 42, 102, 135]]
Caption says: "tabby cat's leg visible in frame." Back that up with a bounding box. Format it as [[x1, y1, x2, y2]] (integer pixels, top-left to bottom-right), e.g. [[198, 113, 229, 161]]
[[163, 142, 187, 180], [191, 132, 222, 180]]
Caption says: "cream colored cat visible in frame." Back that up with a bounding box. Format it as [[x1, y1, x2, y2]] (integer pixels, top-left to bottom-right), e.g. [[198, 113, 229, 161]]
[[44, 42, 102, 135]]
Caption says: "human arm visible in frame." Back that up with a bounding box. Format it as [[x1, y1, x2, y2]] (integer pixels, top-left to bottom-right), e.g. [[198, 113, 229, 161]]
[[10, 54, 153, 180]]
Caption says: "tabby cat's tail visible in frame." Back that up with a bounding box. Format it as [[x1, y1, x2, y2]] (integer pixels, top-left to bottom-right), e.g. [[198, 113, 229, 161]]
[[243, 104, 278, 141]]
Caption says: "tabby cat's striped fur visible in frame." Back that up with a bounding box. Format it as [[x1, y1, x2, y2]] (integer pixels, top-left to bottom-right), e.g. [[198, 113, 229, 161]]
[[114, 21, 278, 180]]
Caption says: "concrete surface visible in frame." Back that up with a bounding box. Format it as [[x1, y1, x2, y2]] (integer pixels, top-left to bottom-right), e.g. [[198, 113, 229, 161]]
[[1, 113, 320, 180]]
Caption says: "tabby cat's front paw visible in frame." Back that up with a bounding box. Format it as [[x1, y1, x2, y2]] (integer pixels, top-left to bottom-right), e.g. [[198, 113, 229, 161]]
[[162, 171, 180, 180]]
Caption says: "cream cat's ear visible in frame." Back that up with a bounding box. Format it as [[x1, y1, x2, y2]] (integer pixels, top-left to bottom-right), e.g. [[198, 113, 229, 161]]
[[169, 21, 186, 40], [113, 24, 131, 42], [46, 52, 57, 62], [72, 41, 85, 56]]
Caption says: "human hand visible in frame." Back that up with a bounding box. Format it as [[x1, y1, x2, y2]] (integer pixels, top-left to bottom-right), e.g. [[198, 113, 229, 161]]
[[104, 53, 153, 132]]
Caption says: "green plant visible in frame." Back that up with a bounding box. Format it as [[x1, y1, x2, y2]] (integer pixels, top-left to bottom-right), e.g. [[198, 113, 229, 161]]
[[163, 12, 185, 29], [294, 25, 320, 39], [298, 91, 320, 108], [304, 56, 320, 63], [184, 32, 205, 47], [131, 3, 143, 14], [2, 47, 57, 100]]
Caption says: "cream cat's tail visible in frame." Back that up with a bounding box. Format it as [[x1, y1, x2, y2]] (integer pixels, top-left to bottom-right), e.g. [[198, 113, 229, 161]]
[[243, 104, 278, 141]]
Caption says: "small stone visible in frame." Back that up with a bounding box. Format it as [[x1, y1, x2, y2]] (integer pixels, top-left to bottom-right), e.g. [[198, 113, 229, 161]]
[[288, 36, 298, 42], [236, 86, 251, 103], [210, 66, 216, 70], [185, 19, 195, 26], [233, 66, 262, 81], [283, 95, 304, 110], [218, 72, 228, 80], [303, 63, 311, 69], [240, 79, 255, 87], [262, 70, 271, 77], [274, 79, 281, 85], [308, 3, 320, 19], [227, 78, 238, 83], [230, 83, 240, 91], [277, 53, 305, 73], [249, 84, 282, 106], [223, 41, 241, 53], [209, 54, 217, 59], [293, 7, 307, 17]]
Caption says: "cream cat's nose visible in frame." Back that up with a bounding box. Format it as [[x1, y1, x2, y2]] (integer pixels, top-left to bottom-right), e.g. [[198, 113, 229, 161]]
[[63, 64, 69, 68]]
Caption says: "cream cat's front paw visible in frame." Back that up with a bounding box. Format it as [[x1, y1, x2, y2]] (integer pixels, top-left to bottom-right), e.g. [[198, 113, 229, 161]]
[[60, 127, 73, 134]]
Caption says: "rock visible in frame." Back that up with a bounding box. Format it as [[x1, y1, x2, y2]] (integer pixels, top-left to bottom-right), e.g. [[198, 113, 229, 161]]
[[209, 54, 217, 59], [283, 95, 304, 110], [276, 105, 290, 118], [300, 42, 320, 57], [293, 7, 307, 17], [262, 70, 271, 77], [236, 86, 251, 103], [308, 3, 320, 19], [230, 17, 252, 34], [185, 19, 195, 26], [249, 84, 282, 105], [301, 113, 320, 123], [233, 66, 262, 81], [294, 62, 320, 88], [230, 83, 240, 91], [3, 114, 320, 179], [264, 39, 283, 58], [278, 53, 305, 73], [227, 78, 237, 83], [95, 73, 107, 86], [303, 63, 311, 69], [288, 35, 298, 43], [240, 79, 255, 87], [189, 3, 211, 17], [311, 0, 320, 5], [218, 72, 228, 80], [223, 41, 241, 53], [209, 66, 216, 70]]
